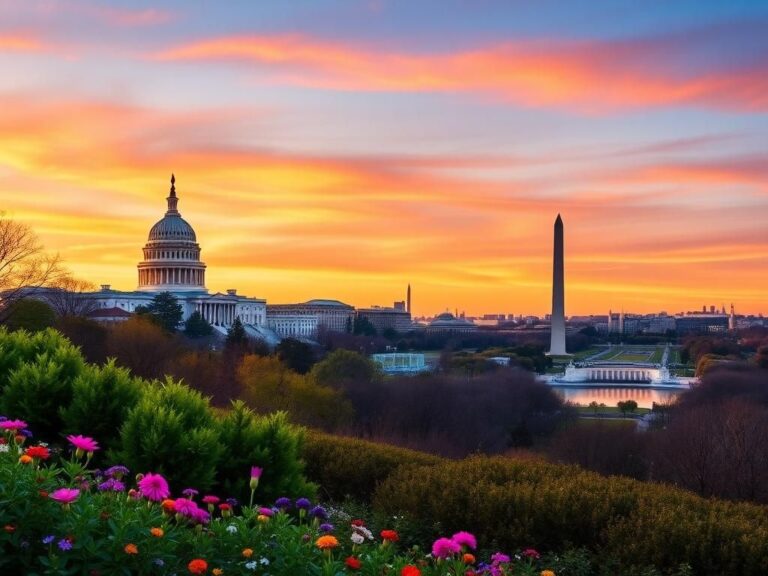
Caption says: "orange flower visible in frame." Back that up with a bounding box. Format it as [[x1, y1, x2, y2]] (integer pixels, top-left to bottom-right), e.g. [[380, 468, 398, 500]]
[[150, 527, 164, 538], [212, 570, 223, 576], [19, 454, 33, 464], [315, 535, 339, 550], [257, 514, 269, 523], [463, 553, 476, 564], [3, 525, 16, 533], [541, 571, 556, 576], [188, 559, 208, 574], [242, 548, 253, 558], [124, 543, 138, 555], [162, 499, 176, 513]]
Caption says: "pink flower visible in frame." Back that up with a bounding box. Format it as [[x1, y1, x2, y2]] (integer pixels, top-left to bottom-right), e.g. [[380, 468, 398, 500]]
[[202, 495, 220, 505], [522, 548, 540, 560], [491, 552, 511, 564], [137, 473, 170, 502], [258, 507, 274, 517], [174, 498, 198, 517], [49, 488, 80, 505], [191, 507, 210, 525], [250, 466, 262, 478], [432, 537, 461, 559], [451, 531, 477, 550], [0, 420, 28, 431], [66, 435, 99, 453]]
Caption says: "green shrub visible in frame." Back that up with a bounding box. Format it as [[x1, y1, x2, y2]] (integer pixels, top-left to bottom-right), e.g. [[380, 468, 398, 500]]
[[0, 328, 77, 389], [302, 430, 442, 501], [60, 359, 145, 452], [372, 456, 768, 576], [112, 379, 222, 491], [1, 342, 85, 440], [216, 402, 315, 502]]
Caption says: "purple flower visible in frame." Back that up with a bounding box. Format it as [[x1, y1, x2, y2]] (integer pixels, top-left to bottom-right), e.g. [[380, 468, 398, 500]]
[[451, 531, 477, 550], [258, 507, 275, 517], [42, 535, 55, 545], [182, 488, 199, 498], [58, 539, 73, 551], [491, 552, 511, 564], [174, 498, 198, 517], [275, 497, 291, 509], [191, 508, 210, 525], [226, 497, 239, 507], [295, 497, 311, 510], [309, 505, 328, 520], [98, 478, 125, 492], [319, 523, 334, 533], [104, 465, 129, 479], [21, 429, 33, 438]]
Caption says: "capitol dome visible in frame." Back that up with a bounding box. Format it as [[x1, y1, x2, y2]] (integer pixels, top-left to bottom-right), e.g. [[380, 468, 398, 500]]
[[136, 175, 207, 293]]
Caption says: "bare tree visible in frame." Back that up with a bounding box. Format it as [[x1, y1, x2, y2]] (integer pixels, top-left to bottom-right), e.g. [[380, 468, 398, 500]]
[[44, 276, 98, 317], [0, 215, 63, 319]]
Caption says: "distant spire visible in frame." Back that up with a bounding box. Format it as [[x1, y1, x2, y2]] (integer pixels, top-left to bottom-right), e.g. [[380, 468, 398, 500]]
[[166, 174, 179, 215]]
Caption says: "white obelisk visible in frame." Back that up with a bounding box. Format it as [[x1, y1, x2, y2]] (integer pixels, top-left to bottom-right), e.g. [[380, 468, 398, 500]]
[[548, 214, 568, 356]]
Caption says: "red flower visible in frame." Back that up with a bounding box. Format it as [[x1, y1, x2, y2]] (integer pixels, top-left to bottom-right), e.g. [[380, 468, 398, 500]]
[[4, 525, 16, 533], [351, 519, 365, 527], [401, 566, 421, 576], [381, 529, 399, 542], [25, 446, 50, 460], [188, 559, 208, 574], [345, 556, 362, 570]]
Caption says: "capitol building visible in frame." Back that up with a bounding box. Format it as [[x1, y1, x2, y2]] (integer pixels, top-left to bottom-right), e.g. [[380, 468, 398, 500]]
[[88, 176, 303, 343]]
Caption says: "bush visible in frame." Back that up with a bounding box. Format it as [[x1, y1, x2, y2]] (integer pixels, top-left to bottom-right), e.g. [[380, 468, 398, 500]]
[[216, 402, 315, 502], [60, 359, 145, 452], [1, 341, 85, 440], [112, 379, 223, 491], [0, 328, 76, 389], [372, 456, 768, 575], [302, 430, 442, 502]]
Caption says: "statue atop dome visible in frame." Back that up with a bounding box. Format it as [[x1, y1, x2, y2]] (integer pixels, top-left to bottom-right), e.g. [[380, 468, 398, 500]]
[[166, 173, 179, 215]]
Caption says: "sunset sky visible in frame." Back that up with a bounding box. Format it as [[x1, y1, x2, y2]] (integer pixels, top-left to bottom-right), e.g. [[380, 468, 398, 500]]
[[1, 0, 767, 316]]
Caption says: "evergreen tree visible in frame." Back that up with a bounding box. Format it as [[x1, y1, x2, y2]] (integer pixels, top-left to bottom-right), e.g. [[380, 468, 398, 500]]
[[141, 292, 183, 332], [184, 311, 213, 338], [226, 317, 247, 347], [276, 337, 316, 374]]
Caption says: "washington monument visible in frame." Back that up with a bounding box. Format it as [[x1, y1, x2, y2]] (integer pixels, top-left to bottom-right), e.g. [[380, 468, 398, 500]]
[[548, 214, 568, 356]]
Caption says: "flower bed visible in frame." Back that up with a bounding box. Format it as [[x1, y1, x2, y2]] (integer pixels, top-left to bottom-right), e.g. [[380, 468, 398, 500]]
[[1, 419, 568, 575]]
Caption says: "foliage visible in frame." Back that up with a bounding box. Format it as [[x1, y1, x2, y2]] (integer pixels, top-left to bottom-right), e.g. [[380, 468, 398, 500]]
[[60, 359, 145, 452], [226, 318, 248, 347], [138, 291, 183, 332], [302, 430, 442, 501], [353, 315, 377, 336], [1, 298, 56, 332], [54, 315, 108, 364], [216, 402, 315, 502], [106, 316, 180, 379], [310, 349, 382, 389], [617, 399, 638, 415], [184, 310, 213, 337], [0, 337, 85, 440], [112, 379, 222, 491], [275, 337, 316, 374]]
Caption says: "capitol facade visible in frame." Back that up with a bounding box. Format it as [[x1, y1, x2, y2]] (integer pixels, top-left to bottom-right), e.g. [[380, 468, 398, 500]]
[[88, 176, 286, 341]]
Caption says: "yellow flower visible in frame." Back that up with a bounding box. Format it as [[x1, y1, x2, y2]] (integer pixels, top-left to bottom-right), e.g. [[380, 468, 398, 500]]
[[257, 514, 269, 523], [212, 570, 223, 576], [541, 571, 556, 576], [315, 535, 339, 550], [242, 548, 254, 558], [150, 527, 164, 538]]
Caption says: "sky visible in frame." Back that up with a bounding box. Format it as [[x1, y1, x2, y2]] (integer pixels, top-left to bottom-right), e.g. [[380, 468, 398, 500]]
[[1, 0, 767, 317]]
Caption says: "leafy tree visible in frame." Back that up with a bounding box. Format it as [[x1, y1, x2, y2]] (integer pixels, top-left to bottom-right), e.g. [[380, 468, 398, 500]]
[[226, 317, 248, 348], [310, 349, 382, 389], [276, 337, 315, 374], [106, 316, 179, 380], [756, 345, 768, 370], [2, 298, 56, 332], [617, 399, 638, 416], [54, 315, 108, 364], [353, 316, 377, 336], [139, 292, 183, 332], [184, 310, 213, 338]]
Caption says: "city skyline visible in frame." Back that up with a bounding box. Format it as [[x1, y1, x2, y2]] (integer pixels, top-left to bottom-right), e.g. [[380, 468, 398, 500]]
[[1, 1, 768, 315]]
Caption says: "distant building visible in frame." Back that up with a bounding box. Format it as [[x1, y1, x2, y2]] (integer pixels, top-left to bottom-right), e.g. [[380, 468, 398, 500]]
[[356, 305, 412, 333], [427, 312, 477, 333], [676, 314, 729, 335], [371, 352, 426, 373], [266, 299, 355, 336]]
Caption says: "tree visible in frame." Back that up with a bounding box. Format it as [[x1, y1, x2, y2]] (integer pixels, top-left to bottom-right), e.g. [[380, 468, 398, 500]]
[[106, 316, 180, 379], [139, 292, 183, 332], [310, 349, 382, 389], [226, 317, 247, 347], [617, 399, 638, 416], [2, 298, 56, 332], [54, 315, 108, 364], [0, 215, 63, 319], [43, 276, 97, 317], [756, 345, 768, 370], [353, 316, 377, 336], [184, 311, 213, 338], [276, 338, 315, 374]]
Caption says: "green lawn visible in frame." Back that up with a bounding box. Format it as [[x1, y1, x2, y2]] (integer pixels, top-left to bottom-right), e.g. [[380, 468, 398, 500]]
[[649, 347, 664, 364], [611, 352, 652, 362], [575, 405, 651, 416]]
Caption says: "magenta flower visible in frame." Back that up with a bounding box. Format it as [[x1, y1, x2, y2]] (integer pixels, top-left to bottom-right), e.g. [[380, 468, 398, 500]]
[[258, 507, 275, 517], [491, 552, 511, 564], [522, 548, 541, 560], [137, 473, 170, 502], [174, 498, 198, 517], [201, 495, 220, 505], [66, 435, 100, 453], [451, 531, 477, 550], [191, 507, 210, 525], [49, 488, 80, 505], [432, 537, 461, 559], [0, 419, 28, 431], [250, 466, 262, 479]]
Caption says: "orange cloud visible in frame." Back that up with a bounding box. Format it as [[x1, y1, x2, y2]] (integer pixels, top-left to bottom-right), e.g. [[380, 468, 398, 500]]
[[156, 34, 768, 112], [0, 92, 766, 315], [0, 33, 45, 52]]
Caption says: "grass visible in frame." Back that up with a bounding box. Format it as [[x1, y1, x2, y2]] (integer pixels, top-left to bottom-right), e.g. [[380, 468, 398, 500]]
[[611, 352, 652, 362], [575, 405, 651, 416], [570, 417, 640, 430], [649, 347, 665, 364], [572, 347, 603, 360]]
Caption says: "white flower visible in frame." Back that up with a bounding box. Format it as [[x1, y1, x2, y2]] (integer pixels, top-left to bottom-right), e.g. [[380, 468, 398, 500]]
[[226, 525, 238, 534], [259, 557, 270, 566], [351, 533, 365, 545], [244, 561, 258, 570], [0, 444, 9, 453]]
